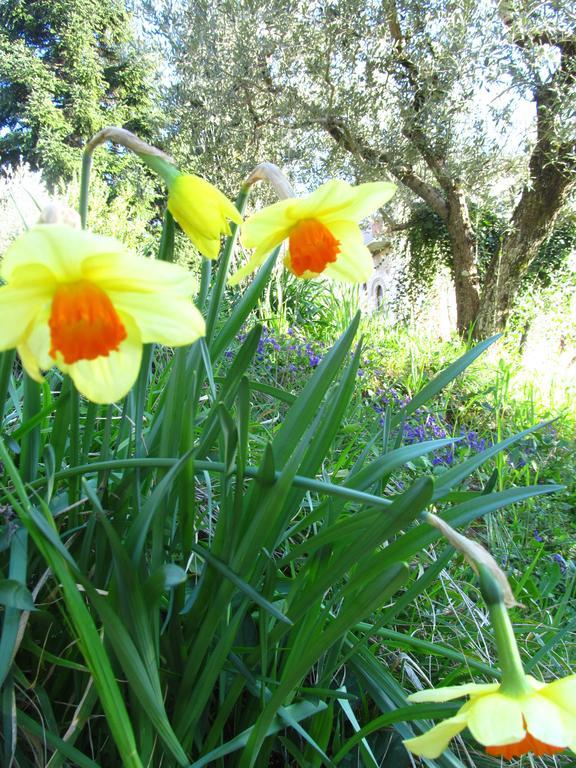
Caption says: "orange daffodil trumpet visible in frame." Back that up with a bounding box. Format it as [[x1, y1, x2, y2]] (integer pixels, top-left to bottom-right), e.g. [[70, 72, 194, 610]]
[[229, 178, 396, 285], [403, 674, 576, 760], [0, 224, 205, 403]]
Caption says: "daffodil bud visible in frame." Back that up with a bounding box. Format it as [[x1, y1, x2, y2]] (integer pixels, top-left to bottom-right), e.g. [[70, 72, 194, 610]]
[[82, 128, 241, 260], [424, 511, 518, 607], [135, 153, 242, 260]]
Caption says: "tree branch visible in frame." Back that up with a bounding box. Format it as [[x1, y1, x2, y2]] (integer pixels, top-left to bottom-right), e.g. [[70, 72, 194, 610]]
[[384, 0, 453, 190], [498, 1, 576, 55], [322, 115, 449, 220]]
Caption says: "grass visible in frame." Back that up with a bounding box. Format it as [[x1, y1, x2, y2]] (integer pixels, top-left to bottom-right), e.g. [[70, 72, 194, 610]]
[[208, 281, 575, 766]]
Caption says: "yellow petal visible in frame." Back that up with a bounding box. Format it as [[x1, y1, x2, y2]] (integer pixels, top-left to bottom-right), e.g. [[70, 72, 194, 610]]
[[466, 693, 525, 746], [248, 226, 291, 264], [322, 220, 374, 283], [171, 214, 222, 260], [241, 198, 294, 250], [234, 199, 292, 280], [541, 675, 576, 716], [82, 253, 198, 296], [18, 342, 46, 383], [185, 231, 222, 261], [9, 263, 58, 290], [1, 225, 125, 283], [286, 179, 395, 224], [524, 675, 546, 691], [228, 249, 276, 286], [108, 291, 205, 346], [403, 712, 468, 758], [170, 174, 242, 232], [0, 282, 52, 351], [322, 181, 397, 224], [17, 311, 54, 382], [168, 174, 241, 259], [286, 179, 356, 221], [522, 693, 574, 747], [407, 682, 500, 703], [66, 313, 142, 404]]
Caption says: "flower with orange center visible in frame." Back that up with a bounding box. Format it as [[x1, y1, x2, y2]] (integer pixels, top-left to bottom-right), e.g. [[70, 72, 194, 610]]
[[0, 224, 205, 403], [402, 674, 576, 760], [228, 179, 396, 285]]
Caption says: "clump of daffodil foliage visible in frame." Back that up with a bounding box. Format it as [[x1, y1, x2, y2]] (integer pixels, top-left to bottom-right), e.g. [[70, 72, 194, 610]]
[[0, 130, 572, 768]]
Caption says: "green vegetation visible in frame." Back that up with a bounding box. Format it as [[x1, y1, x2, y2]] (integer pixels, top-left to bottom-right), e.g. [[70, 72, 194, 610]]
[[147, 0, 576, 335], [0, 155, 573, 765], [0, 0, 574, 764], [0, 0, 160, 187]]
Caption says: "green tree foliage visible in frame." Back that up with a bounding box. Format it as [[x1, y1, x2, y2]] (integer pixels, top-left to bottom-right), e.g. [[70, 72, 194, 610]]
[[0, 0, 161, 188], [146, 0, 576, 335]]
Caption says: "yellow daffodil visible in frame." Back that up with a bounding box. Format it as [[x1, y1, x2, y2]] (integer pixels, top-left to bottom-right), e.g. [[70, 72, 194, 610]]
[[0, 224, 205, 403], [167, 173, 243, 260], [85, 131, 241, 260], [229, 179, 396, 285], [403, 675, 576, 760]]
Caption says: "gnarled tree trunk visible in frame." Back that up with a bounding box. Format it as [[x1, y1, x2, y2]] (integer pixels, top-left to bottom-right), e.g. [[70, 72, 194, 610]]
[[476, 54, 576, 336], [476, 165, 574, 335], [445, 186, 481, 334]]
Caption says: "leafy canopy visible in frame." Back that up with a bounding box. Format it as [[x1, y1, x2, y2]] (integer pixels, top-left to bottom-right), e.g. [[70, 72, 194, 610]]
[[0, 0, 160, 187]]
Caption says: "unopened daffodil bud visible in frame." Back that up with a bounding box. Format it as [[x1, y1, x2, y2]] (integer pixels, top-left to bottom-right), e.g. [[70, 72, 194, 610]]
[[166, 173, 243, 260], [83, 128, 241, 260], [137, 153, 242, 260]]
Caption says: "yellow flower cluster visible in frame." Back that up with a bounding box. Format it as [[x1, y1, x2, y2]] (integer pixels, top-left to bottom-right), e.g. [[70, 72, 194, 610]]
[[0, 172, 395, 403]]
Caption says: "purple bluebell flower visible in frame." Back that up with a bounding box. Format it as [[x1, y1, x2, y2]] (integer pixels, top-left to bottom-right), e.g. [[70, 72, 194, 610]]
[[308, 353, 321, 367], [552, 553, 567, 573]]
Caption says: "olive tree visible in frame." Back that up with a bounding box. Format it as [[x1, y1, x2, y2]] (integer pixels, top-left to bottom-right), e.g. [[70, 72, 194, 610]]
[[147, 0, 576, 335]]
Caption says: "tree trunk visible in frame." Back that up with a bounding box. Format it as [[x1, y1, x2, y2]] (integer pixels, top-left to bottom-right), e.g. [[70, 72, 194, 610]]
[[445, 187, 481, 335], [476, 178, 572, 336], [476, 39, 576, 336]]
